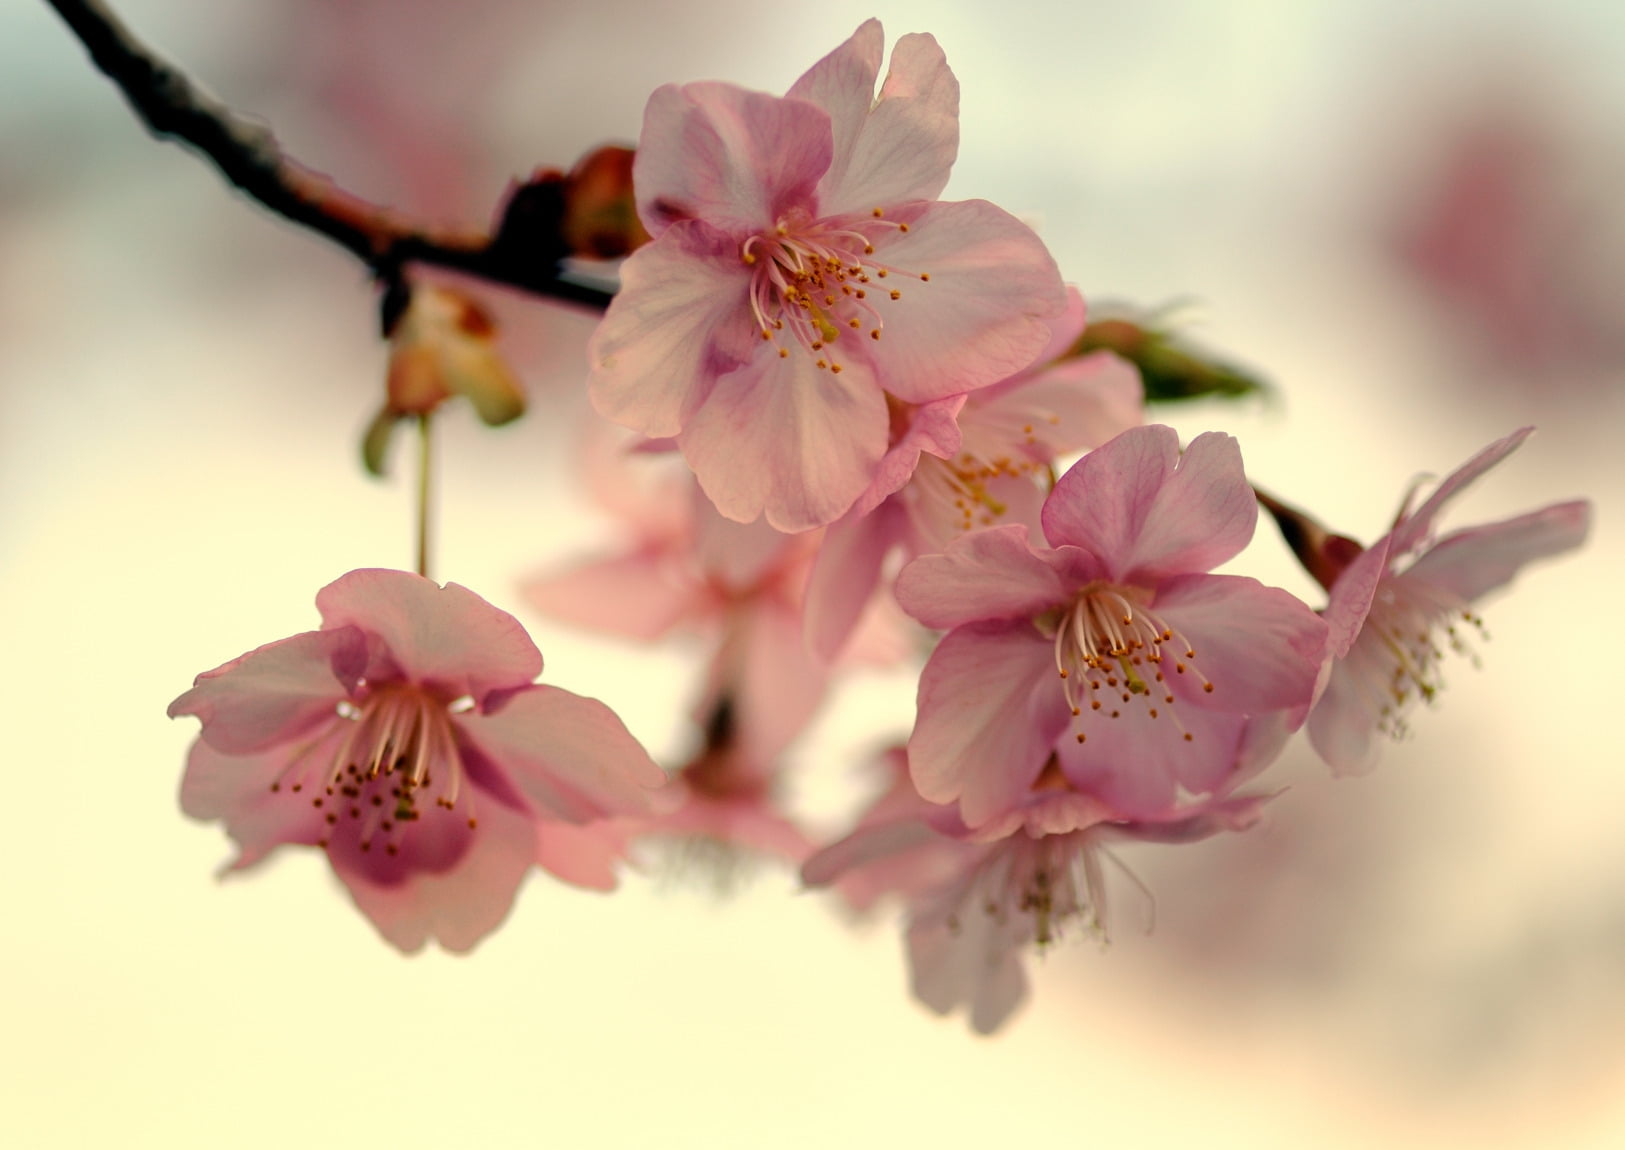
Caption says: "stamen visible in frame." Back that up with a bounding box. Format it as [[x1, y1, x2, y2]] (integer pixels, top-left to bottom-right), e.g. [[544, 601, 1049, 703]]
[[1049, 584, 1212, 743], [955, 827, 1118, 951], [273, 681, 477, 852], [1358, 577, 1487, 741], [739, 209, 929, 366]]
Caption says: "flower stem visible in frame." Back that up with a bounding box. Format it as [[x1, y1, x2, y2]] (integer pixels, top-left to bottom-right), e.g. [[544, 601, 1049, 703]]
[[415, 412, 433, 580]]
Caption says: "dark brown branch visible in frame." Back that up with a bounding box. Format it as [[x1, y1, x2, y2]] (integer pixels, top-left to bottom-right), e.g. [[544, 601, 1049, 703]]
[[45, 0, 613, 310]]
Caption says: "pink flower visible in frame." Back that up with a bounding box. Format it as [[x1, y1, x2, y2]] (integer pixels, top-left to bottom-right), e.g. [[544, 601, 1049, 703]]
[[804, 755, 1269, 1034], [896, 424, 1327, 826], [804, 286, 1143, 658], [1306, 428, 1592, 773], [169, 568, 669, 953], [525, 447, 832, 767], [627, 701, 817, 889], [589, 19, 1066, 532]]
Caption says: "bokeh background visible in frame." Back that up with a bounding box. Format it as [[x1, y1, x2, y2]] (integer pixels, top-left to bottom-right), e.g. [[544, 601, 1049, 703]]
[[3, 1, 1622, 1147]]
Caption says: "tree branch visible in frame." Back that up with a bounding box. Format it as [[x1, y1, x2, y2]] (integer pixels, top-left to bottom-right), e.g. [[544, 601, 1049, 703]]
[[45, 0, 613, 310]]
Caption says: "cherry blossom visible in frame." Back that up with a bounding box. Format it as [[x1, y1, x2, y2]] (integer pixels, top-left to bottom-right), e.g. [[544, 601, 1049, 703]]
[[804, 286, 1143, 658], [627, 699, 817, 889], [524, 443, 832, 768], [589, 19, 1066, 532], [1305, 428, 1592, 772], [896, 424, 1327, 826], [169, 568, 669, 952], [804, 753, 1269, 1034]]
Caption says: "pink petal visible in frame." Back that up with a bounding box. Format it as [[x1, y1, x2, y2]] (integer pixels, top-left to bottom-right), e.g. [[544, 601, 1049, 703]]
[[909, 622, 1069, 827], [179, 735, 330, 870], [577, 426, 692, 537], [977, 351, 1143, 458], [733, 600, 833, 765], [800, 817, 947, 888], [1057, 702, 1249, 817], [589, 220, 759, 438], [632, 81, 833, 237], [1390, 427, 1533, 558], [1228, 712, 1295, 791], [795, 25, 960, 216], [940, 281, 1087, 413], [1306, 642, 1387, 776], [895, 525, 1096, 630], [786, 20, 885, 199], [658, 793, 816, 865], [533, 819, 630, 891], [1031, 284, 1089, 369], [1041, 426, 1256, 582], [1114, 792, 1273, 844], [804, 499, 906, 661], [690, 488, 801, 590], [1153, 573, 1329, 717], [679, 348, 888, 532], [455, 684, 669, 823], [316, 569, 542, 703], [1405, 499, 1591, 603], [330, 792, 537, 954], [851, 395, 965, 519], [859, 199, 1065, 403], [968, 791, 1113, 842], [1321, 535, 1392, 660], [907, 887, 1029, 1034], [522, 551, 699, 642], [168, 628, 361, 755]]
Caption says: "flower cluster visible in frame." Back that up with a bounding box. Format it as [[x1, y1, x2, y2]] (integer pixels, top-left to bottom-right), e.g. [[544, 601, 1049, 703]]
[[164, 20, 1592, 1033]]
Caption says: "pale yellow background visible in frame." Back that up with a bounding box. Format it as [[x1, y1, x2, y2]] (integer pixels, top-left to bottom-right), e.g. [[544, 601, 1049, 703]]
[[3, 2, 1622, 1147]]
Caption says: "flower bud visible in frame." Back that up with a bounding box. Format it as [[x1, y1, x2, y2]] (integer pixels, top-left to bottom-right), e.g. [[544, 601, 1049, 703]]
[[1074, 313, 1269, 404], [561, 145, 650, 259], [363, 284, 525, 476]]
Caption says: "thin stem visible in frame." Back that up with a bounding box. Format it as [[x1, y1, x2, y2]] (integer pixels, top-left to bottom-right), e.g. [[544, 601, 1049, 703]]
[[44, 0, 613, 310], [415, 413, 433, 580]]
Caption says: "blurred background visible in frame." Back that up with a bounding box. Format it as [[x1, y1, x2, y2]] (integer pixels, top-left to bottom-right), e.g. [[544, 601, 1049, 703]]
[[3, 1, 1622, 1146]]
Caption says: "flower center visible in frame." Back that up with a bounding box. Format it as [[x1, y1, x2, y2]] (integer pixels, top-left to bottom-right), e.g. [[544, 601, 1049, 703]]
[[944, 830, 1110, 948], [906, 412, 1058, 544], [269, 682, 477, 855], [1049, 585, 1212, 744], [1363, 577, 1486, 739], [740, 207, 927, 374]]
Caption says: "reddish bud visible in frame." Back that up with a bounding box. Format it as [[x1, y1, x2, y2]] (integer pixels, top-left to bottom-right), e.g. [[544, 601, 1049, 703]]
[[364, 284, 526, 476], [561, 145, 650, 260]]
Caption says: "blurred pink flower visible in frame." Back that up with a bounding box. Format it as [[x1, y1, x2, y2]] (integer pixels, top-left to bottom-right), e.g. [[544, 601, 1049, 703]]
[[169, 568, 669, 953], [525, 446, 832, 767], [805, 756, 1269, 1034], [897, 424, 1326, 826], [1307, 429, 1592, 773], [804, 286, 1143, 658], [628, 700, 817, 888], [1390, 100, 1625, 383], [589, 19, 1066, 531]]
